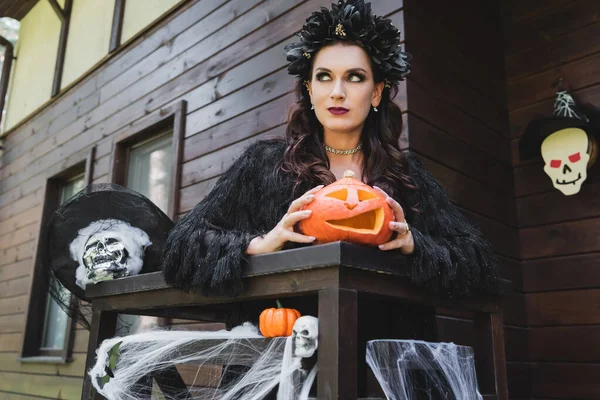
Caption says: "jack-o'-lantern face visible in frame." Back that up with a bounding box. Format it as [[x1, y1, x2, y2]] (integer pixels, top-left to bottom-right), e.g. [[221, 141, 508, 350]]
[[298, 170, 394, 246]]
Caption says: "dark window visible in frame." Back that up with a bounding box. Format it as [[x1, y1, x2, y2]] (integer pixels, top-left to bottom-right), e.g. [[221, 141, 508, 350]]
[[110, 100, 185, 335], [39, 175, 84, 352], [111, 100, 185, 219], [125, 130, 173, 214], [21, 146, 94, 362]]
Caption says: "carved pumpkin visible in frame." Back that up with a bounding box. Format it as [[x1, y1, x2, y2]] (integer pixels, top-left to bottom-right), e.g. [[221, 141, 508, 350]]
[[259, 300, 301, 337], [299, 170, 394, 246]]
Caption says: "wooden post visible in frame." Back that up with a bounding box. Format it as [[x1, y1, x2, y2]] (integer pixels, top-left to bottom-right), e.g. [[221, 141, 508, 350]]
[[109, 0, 126, 52], [0, 35, 13, 129], [317, 288, 358, 399], [474, 312, 509, 400], [50, 0, 72, 96], [82, 307, 118, 400]]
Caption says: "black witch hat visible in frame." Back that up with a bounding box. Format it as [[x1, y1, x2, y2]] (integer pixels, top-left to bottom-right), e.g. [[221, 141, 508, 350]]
[[519, 90, 600, 160], [42, 183, 174, 327]]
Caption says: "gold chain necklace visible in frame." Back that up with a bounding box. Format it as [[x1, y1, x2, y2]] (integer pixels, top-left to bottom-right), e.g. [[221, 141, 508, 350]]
[[323, 143, 362, 155]]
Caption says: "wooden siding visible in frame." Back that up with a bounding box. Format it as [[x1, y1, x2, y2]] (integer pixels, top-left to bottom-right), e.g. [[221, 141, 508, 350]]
[[9, 0, 599, 398], [504, 0, 600, 399], [0, 0, 406, 397], [401, 0, 524, 396], [0, 0, 39, 21]]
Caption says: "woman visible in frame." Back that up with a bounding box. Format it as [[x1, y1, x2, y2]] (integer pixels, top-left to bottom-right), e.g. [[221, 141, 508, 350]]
[[161, 0, 498, 299]]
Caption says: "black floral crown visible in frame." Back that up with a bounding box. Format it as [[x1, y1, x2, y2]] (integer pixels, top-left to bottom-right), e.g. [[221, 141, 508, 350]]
[[284, 0, 411, 87]]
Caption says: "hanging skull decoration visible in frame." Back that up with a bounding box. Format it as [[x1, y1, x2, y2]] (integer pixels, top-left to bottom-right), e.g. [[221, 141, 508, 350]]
[[70, 219, 152, 289], [542, 128, 593, 196], [292, 316, 319, 358], [520, 89, 600, 196]]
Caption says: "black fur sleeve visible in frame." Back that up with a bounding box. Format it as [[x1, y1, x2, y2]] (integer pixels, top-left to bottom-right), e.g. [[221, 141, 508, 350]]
[[161, 139, 291, 295], [403, 154, 499, 298]]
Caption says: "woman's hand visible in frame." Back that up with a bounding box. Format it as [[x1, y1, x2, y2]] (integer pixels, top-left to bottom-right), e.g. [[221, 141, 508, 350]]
[[246, 185, 324, 255], [373, 187, 415, 255]]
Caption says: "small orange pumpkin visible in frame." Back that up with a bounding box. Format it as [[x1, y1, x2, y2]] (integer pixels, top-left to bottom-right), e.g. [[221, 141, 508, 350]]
[[298, 170, 394, 246], [259, 300, 301, 337]]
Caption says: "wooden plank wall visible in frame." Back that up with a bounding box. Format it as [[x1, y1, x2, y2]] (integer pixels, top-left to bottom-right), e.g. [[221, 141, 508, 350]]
[[503, 0, 600, 399], [13, 0, 594, 398], [0, 0, 408, 397], [401, 0, 530, 398]]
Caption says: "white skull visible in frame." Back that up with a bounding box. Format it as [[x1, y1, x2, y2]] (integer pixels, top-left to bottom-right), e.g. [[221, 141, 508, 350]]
[[542, 128, 591, 196], [83, 231, 129, 283], [70, 219, 151, 289], [292, 316, 318, 358]]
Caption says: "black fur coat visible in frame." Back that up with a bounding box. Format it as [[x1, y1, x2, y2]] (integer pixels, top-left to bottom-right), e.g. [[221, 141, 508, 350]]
[[161, 139, 498, 298]]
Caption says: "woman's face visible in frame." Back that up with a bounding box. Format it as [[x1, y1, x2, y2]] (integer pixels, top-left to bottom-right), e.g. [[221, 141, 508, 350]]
[[308, 43, 383, 136]]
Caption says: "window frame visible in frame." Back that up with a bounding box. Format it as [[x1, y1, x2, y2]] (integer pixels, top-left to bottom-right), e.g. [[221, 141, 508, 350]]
[[20, 146, 96, 362], [110, 100, 186, 219]]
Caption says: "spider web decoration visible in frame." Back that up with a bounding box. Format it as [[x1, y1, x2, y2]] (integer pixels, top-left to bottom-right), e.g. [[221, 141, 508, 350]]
[[89, 323, 317, 400], [366, 340, 482, 400], [553, 91, 589, 121]]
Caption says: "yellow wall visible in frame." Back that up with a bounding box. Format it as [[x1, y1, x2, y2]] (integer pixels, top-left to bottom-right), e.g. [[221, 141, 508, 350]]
[[121, 0, 181, 43], [61, 0, 115, 89], [4, 0, 62, 130]]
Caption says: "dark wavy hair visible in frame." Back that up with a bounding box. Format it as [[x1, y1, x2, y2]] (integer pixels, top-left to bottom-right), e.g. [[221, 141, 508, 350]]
[[281, 42, 419, 214]]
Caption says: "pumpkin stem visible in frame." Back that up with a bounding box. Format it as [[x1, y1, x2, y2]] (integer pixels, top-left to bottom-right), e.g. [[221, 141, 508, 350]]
[[343, 170, 355, 178], [276, 299, 283, 309]]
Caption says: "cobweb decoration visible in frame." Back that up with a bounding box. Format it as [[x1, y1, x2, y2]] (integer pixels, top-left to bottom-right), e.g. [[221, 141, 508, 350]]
[[366, 340, 482, 400], [89, 323, 317, 400], [553, 91, 588, 121]]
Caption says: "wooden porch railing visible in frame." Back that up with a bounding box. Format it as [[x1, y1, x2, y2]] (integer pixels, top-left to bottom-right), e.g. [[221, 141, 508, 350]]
[[81, 241, 510, 400]]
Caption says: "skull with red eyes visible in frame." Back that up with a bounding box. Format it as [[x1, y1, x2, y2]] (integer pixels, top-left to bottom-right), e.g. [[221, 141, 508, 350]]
[[541, 128, 593, 195], [298, 170, 394, 246]]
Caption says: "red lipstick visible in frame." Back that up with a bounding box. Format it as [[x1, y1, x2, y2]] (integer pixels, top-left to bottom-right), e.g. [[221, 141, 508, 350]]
[[328, 107, 349, 115]]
